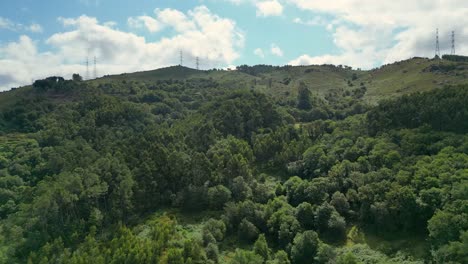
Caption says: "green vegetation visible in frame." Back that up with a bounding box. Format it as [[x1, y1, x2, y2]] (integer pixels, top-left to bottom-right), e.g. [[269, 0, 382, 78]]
[[0, 59, 467, 263]]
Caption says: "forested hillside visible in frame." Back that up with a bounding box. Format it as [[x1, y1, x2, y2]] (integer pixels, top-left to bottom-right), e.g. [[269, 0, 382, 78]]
[[0, 61, 467, 264]]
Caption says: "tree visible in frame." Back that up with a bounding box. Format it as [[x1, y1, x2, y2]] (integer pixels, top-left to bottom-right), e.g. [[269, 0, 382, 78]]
[[316, 243, 336, 264], [296, 202, 315, 230], [231, 176, 252, 201], [290, 231, 319, 264], [207, 136, 254, 183], [315, 202, 346, 242], [303, 145, 334, 178], [165, 248, 185, 264], [336, 252, 359, 264], [252, 182, 275, 204], [330, 192, 350, 216], [266, 197, 301, 247], [229, 249, 264, 264], [203, 218, 226, 242], [207, 185, 232, 209], [297, 82, 312, 110], [72, 74, 83, 82], [315, 202, 335, 232], [203, 229, 216, 246], [428, 210, 466, 247], [205, 243, 219, 262], [183, 239, 206, 263], [326, 213, 347, 242], [433, 230, 468, 263], [253, 234, 270, 261], [239, 218, 260, 242], [284, 176, 307, 206], [266, 250, 291, 264]]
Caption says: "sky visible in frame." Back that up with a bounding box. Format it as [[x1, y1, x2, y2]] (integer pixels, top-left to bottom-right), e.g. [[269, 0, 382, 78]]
[[0, 0, 467, 91]]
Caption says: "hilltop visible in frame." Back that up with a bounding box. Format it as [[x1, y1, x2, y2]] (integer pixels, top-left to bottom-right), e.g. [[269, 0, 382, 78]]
[[3, 56, 467, 107], [93, 56, 468, 103]]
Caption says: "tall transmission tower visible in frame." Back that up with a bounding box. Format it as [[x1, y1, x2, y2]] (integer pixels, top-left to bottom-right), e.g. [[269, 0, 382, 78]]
[[451, 30, 456, 55], [196, 56, 200, 70], [93, 56, 97, 79], [435, 28, 440, 58], [179, 50, 183, 66], [85, 57, 89, 80], [85, 37, 91, 80]]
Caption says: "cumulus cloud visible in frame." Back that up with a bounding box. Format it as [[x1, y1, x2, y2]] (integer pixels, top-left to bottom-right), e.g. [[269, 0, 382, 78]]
[[288, 0, 468, 68], [128, 16, 162, 33], [256, 0, 284, 17], [0, 35, 64, 90], [156, 8, 197, 32], [224, 0, 283, 17], [0, 6, 245, 91], [270, 43, 283, 56], [289, 47, 383, 69], [254, 48, 265, 58]]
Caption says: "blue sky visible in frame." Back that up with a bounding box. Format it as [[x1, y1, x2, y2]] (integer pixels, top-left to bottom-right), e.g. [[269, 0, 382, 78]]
[[0, 0, 467, 90], [0, 0, 335, 65]]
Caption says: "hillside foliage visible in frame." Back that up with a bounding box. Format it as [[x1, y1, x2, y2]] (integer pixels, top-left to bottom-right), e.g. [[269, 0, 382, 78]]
[[0, 69, 467, 264]]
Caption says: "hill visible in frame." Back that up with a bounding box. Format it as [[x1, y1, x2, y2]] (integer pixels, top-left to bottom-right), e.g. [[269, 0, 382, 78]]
[[84, 57, 468, 108], [0, 57, 467, 264]]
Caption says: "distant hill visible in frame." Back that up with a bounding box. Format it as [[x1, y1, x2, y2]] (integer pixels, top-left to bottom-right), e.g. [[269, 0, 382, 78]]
[[93, 57, 468, 103]]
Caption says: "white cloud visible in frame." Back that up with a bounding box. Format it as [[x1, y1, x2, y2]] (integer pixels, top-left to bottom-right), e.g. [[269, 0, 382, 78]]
[[293, 16, 334, 28], [0, 35, 63, 90], [0, 17, 14, 30], [128, 16, 162, 33], [103, 21, 117, 28], [288, 47, 383, 69], [28, 23, 43, 33], [254, 48, 265, 58], [270, 43, 283, 56], [224, 0, 283, 17], [155, 8, 196, 32], [0, 17, 43, 33], [224, 64, 237, 70], [288, 0, 468, 68], [255, 0, 283, 17], [0, 6, 245, 91]]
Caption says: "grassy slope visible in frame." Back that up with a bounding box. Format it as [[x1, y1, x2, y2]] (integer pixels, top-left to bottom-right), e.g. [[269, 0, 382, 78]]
[[99, 66, 201, 82], [253, 58, 468, 103], [362, 57, 468, 102], [92, 57, 468, 104]]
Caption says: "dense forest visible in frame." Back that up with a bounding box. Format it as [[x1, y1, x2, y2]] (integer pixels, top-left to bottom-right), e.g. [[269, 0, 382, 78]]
[[0, 63, 467, 264]]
